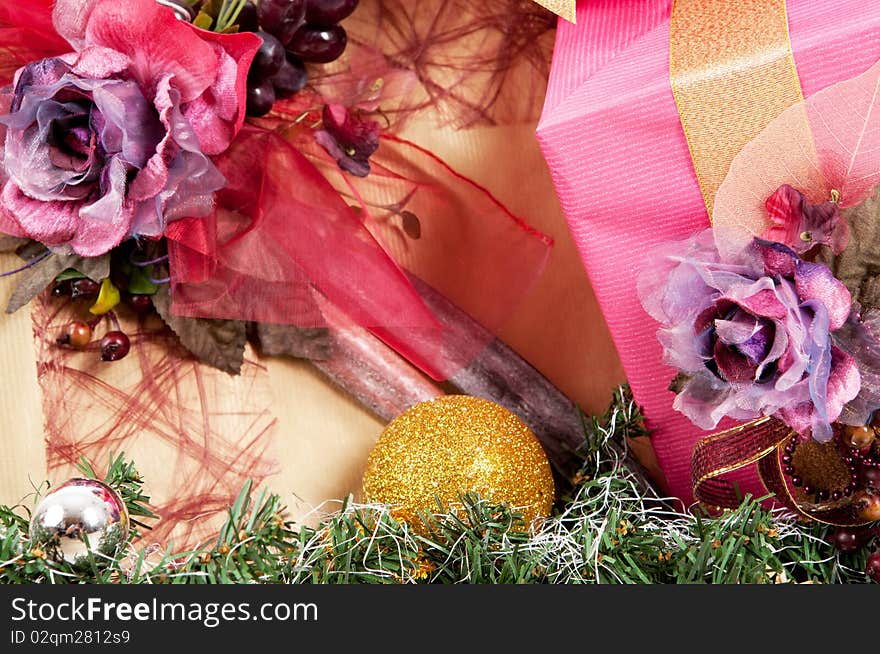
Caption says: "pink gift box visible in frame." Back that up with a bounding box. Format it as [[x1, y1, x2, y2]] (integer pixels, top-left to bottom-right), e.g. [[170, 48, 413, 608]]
[[537, 0, 880, 504]]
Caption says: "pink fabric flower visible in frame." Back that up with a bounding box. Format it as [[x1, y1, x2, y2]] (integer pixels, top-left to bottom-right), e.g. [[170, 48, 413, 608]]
[[0, 0, 260, 256], [639, 230, 860, 442], [762, 184, 849, 255]]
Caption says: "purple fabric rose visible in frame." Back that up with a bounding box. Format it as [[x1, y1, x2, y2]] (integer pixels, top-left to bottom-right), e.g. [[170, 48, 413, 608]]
[[0, 57, 224, 256], [0, 0, 260, 257], [639, 229, 860, 442]]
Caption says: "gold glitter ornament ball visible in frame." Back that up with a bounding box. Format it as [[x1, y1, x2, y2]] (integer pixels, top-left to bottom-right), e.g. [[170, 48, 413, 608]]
[[363, 396, 555, 528]]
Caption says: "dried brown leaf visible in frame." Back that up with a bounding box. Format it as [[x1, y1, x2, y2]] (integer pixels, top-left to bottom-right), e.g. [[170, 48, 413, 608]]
[[5, 251, 110, 314], [6, 254, 65, 314], [714, 58, 880, 260], [818, 186, 880, 309], [248, 322, 333, 361], [153, 286, 247, 374], [0, 234, 28, 253]]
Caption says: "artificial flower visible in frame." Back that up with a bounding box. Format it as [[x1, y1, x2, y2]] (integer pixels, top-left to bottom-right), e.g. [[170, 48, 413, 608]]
[[315, 103, 379, 177], [639, 229, 860, 441], [761, 184, 848, 256], [0, 0, 260, 257]]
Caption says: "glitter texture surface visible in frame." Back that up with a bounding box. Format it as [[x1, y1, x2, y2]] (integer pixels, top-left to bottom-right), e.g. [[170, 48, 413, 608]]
[[532, 0, 576, 23], [363, 396, 555, 528]]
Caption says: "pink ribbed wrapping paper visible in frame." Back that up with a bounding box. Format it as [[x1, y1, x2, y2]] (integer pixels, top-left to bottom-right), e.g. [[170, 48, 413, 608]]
[[537, 0, 880, 504]]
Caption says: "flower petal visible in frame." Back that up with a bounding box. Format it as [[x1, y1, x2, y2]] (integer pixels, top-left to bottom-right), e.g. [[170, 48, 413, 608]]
[[795, 260, 852, 330], [776, 402, 814, 437], [68, 155, 133, 256], [826, 345, 861, 425], [713, 339, 758, 382], [55, 0, 217, 103], [183, 30, 260, 155], [725, 288, 788, 319], [1, 179, 78, 246], [638, 229, 719, 324], [752, 237, 798, 277], [762, 184, 845, 255], [715, 311, 761, 346], [129, 78, 224, 235]]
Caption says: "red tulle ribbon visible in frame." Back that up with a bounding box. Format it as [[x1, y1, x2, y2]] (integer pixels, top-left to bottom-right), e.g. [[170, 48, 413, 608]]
[[1, 2, 553, 381], [166, 124, 553, 380], [165, 125, 452, 378]]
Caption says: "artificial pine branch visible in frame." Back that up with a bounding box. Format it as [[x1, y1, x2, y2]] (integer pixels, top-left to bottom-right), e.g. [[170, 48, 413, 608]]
[[0, 388, 875, 584]]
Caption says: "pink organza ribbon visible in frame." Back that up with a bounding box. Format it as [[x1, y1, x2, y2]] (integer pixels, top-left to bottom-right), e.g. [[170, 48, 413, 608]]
[[538, 0, 880, 503]]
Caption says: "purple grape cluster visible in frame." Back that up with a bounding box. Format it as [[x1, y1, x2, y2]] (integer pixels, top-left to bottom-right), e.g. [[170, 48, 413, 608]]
[[243, 0, 359, 117]]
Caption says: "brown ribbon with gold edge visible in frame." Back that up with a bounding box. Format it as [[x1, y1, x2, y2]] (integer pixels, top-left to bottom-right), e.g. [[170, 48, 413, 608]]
[[692, 420, 869, 526], [674, 0, 866, 524], [692, 417, 790, 509], [670, 0, 806, 214]]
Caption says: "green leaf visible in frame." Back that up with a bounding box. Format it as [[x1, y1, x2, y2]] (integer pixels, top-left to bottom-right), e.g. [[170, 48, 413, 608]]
[[193, 11, 214, 29], [55, 269, 87, 282], [126, 265, 159, 296], [152, 285, 247, 374]]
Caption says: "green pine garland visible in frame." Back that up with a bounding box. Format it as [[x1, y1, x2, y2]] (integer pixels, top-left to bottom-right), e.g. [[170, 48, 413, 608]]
[[0, 387, 875, 584]]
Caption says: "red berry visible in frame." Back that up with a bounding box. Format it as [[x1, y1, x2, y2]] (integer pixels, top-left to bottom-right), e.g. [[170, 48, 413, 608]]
[[844, 425, 876, 449], [52, 280, 72, 297], [100, 331, 130, 362], [287, 24, 347, 63], [831, 528, 865, 553], [259, 0, 305, 45], [272, 57, 308, 98], [70, 278, 101, 299], [128, 294, 153, 313], [246, 78, 276, 117], [236, 1, 260, 32], [253, 31, 285, 77], [867, 552, 880, 583]]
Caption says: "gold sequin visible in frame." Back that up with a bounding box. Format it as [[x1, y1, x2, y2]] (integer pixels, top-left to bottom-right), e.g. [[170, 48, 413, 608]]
[[363, 396, 555, 531]]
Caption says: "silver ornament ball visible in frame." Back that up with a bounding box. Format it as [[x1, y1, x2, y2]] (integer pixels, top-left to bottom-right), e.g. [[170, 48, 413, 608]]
[[29, 478, 130, 565]]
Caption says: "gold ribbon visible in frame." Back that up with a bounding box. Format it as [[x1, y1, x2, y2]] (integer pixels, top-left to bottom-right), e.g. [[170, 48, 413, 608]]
[[531, 1, 576, 23], [670, 0, 805, 214]]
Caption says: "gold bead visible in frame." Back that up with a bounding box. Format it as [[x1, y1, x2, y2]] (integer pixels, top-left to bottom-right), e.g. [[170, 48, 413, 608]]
[[845, 425, 876, 449], [363, 396, 555, 531], [853, 490, 880, 522]]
